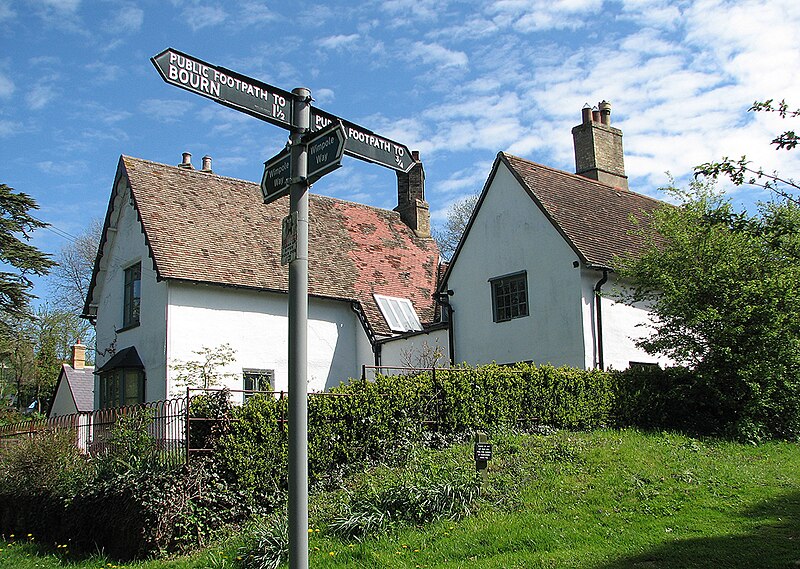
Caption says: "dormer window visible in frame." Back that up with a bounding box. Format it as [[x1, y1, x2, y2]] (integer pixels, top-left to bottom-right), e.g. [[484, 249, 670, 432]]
[[374, 294, 423, 333], [123, 262, 141, 328]]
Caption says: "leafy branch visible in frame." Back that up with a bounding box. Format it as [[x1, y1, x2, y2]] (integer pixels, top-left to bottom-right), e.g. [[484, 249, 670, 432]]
[[694, 99, 799, 202]]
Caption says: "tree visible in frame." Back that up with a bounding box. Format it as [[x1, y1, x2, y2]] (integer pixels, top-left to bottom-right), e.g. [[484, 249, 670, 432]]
[[617, 181, 800, 440], [48, 217, 103, 314], [0, 303, 92, 411], [432, 193, 479, 260], [171, 344, 237, 394], [695, 99, 800, 204], [0, 184, 55, 326]]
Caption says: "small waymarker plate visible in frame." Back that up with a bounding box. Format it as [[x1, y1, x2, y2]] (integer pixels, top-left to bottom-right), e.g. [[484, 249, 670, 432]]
[[474, 442, 493, 462], [281, 211, 298, 266]]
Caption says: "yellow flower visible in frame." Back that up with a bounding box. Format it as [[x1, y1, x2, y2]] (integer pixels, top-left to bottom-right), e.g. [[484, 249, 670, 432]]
[[329, 551, 336, 556]]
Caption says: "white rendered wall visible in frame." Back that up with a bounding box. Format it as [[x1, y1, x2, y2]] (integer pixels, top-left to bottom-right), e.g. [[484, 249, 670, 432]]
[[580, 271, 672, 370], [92, 179, 169, 406], [48, 375, 78, 417], [165, 282, 369, 398], [377, 328, 450, 375], [446, 163, 586, 368]]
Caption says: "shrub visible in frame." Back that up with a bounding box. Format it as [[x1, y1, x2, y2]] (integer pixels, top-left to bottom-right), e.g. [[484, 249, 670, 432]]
[[0, 428, 93, 542]]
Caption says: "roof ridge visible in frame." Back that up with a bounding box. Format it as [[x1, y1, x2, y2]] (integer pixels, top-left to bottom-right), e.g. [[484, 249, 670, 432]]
[[500, 151, 665, 205], [122, 154, 258, 187], [121, 154, 410, 218]]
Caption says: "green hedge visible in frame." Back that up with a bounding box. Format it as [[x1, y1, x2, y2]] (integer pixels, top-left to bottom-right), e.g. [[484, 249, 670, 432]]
[[1, 361, 752, 560], [212, 363, 618, 494]]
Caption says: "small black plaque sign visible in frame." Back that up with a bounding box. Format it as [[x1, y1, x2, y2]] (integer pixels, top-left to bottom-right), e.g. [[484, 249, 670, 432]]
[[474, 442, 493, 462]]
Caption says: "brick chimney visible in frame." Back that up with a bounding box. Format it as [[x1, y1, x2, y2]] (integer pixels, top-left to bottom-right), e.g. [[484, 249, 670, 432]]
[[395, 151, 431, 238], [572, 100, 628, 190], [71, 342, 86, 370]]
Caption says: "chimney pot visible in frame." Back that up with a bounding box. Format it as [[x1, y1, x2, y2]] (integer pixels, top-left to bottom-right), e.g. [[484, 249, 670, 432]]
[[599, 100, 612, 125], [581, 104, 593, 124], [179, 152, 194, 169], [201, 155, 213, 173], [591, 108, 601, 123]]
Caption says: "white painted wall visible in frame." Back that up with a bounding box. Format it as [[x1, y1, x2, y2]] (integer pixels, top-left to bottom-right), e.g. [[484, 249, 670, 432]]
[[377, 328, 450, 376], [165, 282, 370, 398], [580, 271, 671, 370], [92, 179, 168, 407], [49, 374, 77, 417], [446, 163, 586, 368]]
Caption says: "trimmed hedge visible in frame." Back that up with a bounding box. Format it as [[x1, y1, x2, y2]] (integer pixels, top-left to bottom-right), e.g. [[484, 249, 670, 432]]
[[1, 361, 753, 560], [213, 363, 618, 493]]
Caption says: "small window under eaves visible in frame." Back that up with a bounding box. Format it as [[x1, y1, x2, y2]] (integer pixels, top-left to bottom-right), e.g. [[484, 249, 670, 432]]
[[374, 294, 423, 333]]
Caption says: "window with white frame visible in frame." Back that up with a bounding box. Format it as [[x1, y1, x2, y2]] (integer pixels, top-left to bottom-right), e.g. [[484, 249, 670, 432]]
[[490, 271, 529, 323], [374, 294, 423, 332]]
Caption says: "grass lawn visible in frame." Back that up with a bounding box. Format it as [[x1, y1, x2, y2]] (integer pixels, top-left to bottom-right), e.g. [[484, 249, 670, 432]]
[[1, 428, 798, 568]]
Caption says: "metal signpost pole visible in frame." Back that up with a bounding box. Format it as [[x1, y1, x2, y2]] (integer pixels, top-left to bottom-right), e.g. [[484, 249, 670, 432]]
[[288, 86, 310, 569], [151, 50, 416, 569]]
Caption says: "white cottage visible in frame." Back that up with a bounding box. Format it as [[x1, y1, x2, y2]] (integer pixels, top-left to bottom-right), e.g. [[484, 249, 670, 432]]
[[440, 102, 670, 371], [82, 153, 445, 409], [48, 343, 94, 417]]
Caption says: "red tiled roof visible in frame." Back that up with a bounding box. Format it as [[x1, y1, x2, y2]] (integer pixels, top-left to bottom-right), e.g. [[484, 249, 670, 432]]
[[501, 153, 664, 267], [92, 156, 439, 337]]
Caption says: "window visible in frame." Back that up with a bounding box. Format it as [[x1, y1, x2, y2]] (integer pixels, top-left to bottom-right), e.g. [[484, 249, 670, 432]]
[[374, 294, 423, 332], [95, 346, 146, 409], [99, 368, 145, 409], [123, 262, 141, 328], [243, 369, 274, 401], [490, 272, 529, 322]]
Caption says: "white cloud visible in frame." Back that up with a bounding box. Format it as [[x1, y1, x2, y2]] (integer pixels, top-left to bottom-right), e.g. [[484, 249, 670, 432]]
[[27, 82, 57, 110], [0, 1, 16, 22], [84, 61, 121, 83], [38, 0, 80, 12], [487, 0, 603, 32], [313, 88, 335, 105], [0, 71, 14, 98], [183, 4, 227, 31], [317, 34, 359, 50], [139, 98, 194, 123], [409, 41, 468, 68], [0, 119, 22, 137], [380, 0, 443, 22], [240, 1, 277, 24], [114, 4, 144, 32], [36, 159, 87, 176]]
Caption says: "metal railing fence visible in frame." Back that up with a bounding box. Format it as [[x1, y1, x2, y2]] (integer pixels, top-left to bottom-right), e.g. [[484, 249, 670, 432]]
[[0, 397, 188, 467]]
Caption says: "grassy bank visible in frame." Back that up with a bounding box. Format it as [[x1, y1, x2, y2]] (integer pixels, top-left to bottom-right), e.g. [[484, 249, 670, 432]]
[[2, 428, 798, 568]]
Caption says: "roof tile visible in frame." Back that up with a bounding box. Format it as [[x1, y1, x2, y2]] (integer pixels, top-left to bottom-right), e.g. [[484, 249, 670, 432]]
[[118, 156, 439, 336], [502, 153, 663, 267]]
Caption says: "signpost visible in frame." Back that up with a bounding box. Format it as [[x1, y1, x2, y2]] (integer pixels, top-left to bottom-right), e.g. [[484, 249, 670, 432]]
[[152, 48, 294, 130], [261, 148, 291, 203], [304, 122, 346, 184], [151, 48, 416, 569], [311, 108, 415, 172]]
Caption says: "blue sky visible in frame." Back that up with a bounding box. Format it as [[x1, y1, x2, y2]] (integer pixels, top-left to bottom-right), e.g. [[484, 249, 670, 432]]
[[2, 0, 800, 305]]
